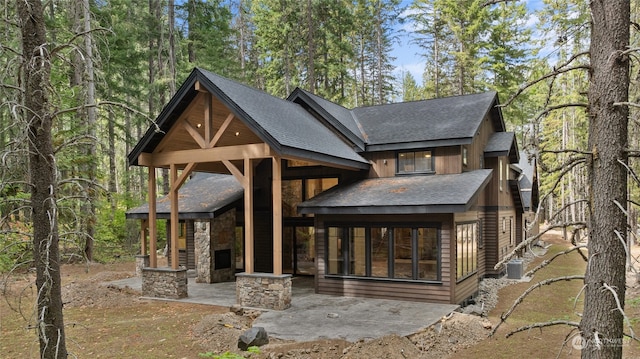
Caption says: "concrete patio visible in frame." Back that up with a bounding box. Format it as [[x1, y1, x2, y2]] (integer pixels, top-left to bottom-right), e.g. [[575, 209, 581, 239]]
[[107, 275, 459, 342]]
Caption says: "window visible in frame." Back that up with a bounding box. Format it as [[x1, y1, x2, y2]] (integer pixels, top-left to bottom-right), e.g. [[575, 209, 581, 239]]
[[326, 224, 440, 281], [456, 222, 478, 280], [462, 147, 468, 167], [349, 228, 366, 276], [397, 150, 434, 174], [327, 227, 344, 275], [178, 221, 187, 250], [499, 159, 503, 191], [509, 217, 515, 246], [371, 227, 390, 277]]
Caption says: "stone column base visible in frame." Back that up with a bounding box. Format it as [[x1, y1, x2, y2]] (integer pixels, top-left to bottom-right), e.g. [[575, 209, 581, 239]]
[[236, 273, 292, 310], [135, 255, 150, 277], [142, 267, 188, 299]]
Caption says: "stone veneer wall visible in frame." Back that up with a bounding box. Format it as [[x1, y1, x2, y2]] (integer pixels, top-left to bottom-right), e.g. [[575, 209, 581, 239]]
[[211, 210, 236, 282], [193, 209, 236, 284], [135, 255, 149, 277], [194, 220, 211, 283], [141, 267, 188, 299], [236, 273, 292, 310]]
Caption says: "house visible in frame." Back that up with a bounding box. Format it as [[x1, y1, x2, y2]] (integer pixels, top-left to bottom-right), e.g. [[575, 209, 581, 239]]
[[127, 68, 535, 309]]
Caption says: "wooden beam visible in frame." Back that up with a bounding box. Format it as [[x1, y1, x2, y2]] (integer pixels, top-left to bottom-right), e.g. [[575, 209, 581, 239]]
[[138, 143, 271, 167], [170, 163, 179, 269], [194, 80, 206, 92], [140, 219, 148, 256], [204, 93, 212, 145], [210, 113, 234, 148], [272, 156, 283, 275], [244, 158, 254, 274], [148, 167, 158, 268], [155, 92, 205, 153], [222, 160, 244, 183], [181, 120, 207, 148], [171, 162, 197, 192]]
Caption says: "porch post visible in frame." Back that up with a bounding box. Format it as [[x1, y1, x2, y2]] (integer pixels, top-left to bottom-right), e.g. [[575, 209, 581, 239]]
[[272, 156, 282, 275], [140, 219, 148, 255], [244, 158, 254, 273], [148, 166, 158, 268], [170, 163, 179, 269]]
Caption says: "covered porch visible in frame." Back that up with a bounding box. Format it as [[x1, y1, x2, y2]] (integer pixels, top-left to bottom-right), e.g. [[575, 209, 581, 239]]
[[127, 69, 368, 309]]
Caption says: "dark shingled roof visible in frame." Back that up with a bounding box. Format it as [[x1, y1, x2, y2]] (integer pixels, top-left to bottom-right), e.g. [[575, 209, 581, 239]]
[[288, 88, 365, 149], [128, 68, 368, 170], [125, 173, 242, 219], [298, 169, 493, 215], [517, 151, 538, 211], [484, 132, 519, 163], [352, 92, 500, 151]]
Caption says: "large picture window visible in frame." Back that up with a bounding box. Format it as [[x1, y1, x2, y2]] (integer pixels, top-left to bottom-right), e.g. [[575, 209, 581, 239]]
[[326, 224, 440, 282], [397, 150, 434, 174], [456, 222, 478, 280]]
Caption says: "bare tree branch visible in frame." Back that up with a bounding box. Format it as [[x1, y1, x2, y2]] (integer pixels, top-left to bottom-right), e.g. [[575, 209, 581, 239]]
[[491, 275, 585, 336], [505, 320, 580, 338], [524, 245, 588, 278]]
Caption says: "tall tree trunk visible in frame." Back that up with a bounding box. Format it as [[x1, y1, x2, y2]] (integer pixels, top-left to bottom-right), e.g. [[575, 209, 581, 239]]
[[168, 0, 176, 95], [81, 0, 97, 261], [581, 1, 629, 358], [17, 0, 68, 356], [108, 89, 117, 213], [306, 0, 315, 93]]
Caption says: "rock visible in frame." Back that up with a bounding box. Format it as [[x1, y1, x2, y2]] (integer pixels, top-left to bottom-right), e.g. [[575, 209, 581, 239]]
[[481, 319, 493, 330], [238, 326, 269, 350], [462, 304, 484, 316], [230, 304, 244, 315]]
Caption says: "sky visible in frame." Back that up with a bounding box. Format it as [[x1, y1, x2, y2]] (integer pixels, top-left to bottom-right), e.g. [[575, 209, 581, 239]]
[[390, 0, 548, 86]]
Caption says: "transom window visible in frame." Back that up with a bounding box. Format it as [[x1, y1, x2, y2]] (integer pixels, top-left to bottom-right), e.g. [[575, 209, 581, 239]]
[[456, 222, 478, 280], [326, 224, 440, 281], [397, 150, 434, 174]]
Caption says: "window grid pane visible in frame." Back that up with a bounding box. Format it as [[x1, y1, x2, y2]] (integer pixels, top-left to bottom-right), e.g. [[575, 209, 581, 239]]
[[371, 227, 389, 277], [327, 227, 343, 275], [393, 228, 413, 279], [349, 227, 366, 276], [418, 228, 438, 280]]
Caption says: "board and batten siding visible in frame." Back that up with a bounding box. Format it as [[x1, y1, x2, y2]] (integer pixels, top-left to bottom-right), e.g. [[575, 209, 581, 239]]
[[434, 146, 461, 174], [314, 214, 455, 304], [167, 220, 196, 270]]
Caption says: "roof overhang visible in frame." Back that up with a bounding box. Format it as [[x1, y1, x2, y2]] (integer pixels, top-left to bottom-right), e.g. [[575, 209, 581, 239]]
[[128, 68, 369, 171], [298, 169, 493, 215], [125, 173, 244, 219], [365, 138, 473, 152], [509, 179, 525, 213]]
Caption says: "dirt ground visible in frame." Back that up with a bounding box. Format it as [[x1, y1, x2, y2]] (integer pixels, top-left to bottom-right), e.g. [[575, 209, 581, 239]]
[[2, 232, 640, 358]]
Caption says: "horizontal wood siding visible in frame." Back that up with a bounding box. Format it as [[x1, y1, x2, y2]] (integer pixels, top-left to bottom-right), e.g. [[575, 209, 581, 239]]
[[455, 273, 479, 303], [186, 220, 195, 269], [481, 210, 499, 276], [315, 214, 454, 303], [435, 146, 461, 174]]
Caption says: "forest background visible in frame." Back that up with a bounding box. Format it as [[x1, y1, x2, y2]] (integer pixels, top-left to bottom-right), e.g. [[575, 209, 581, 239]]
[[0, 0, 637, 277]]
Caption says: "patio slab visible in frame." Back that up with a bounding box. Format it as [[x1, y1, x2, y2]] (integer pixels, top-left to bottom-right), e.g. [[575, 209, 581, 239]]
[[107, 275, 458, 342]]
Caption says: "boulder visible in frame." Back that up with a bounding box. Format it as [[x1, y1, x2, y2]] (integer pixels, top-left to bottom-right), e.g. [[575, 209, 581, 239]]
[[238, 326, 269, 351]]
